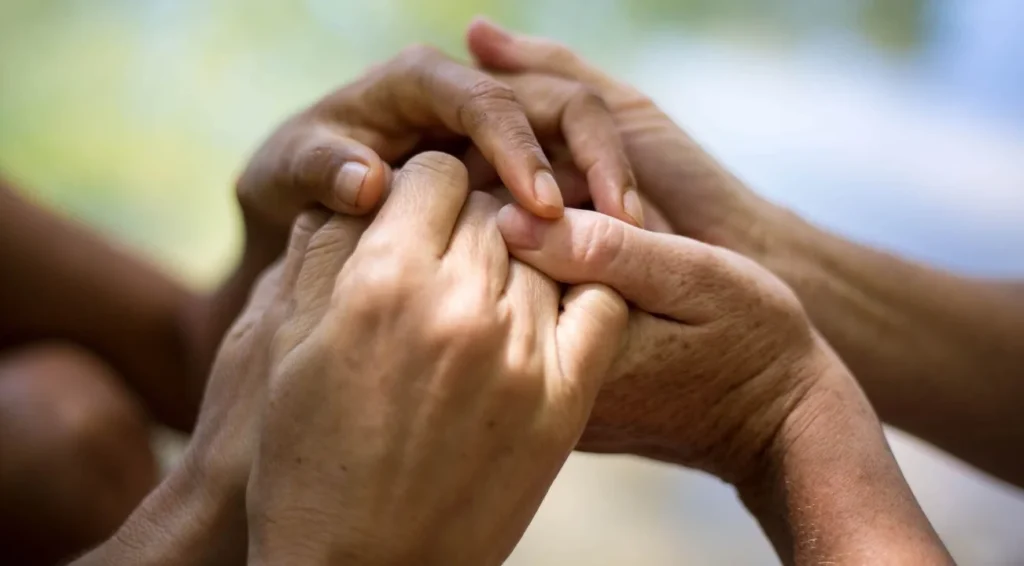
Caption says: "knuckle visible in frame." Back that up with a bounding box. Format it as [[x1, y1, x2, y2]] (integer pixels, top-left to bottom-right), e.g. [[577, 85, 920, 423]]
[[546, 40, 582, 69], [456, 78, 519, 129], [576, 217, 627, 272], [342, 254, 420, 316], [424, 284, 502, 348], [398, 151, 469, 186], [303, 216, 364, 261], [287, 209, 331, 255], [571, 84, 609, 113]]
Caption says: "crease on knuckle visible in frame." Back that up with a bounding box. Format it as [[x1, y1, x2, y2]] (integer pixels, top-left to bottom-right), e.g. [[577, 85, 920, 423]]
[[398, 151, 468, 185], [576, 218, 626, 273], [456, 79, 519, 131]]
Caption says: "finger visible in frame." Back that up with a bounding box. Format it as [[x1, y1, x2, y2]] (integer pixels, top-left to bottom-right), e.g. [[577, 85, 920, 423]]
[[462, 145, 500, 192], [496, 203, 733, 322], [554, 283, 628, 405], [500, 260, 560, 376], [495, 74, 641, 227], [365, 151, 470, 257], [238, 124, 390, 228], [291, 214, 372, 327], [279, 209, 332, 297], [239, 209, 329, 320], [440, 192, 508, 299], [334, 45, 564, 219], [467, 18, 621, 95]]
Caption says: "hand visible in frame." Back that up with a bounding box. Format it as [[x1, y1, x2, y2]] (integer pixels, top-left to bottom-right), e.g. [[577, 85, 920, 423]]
[[467, 18, 767, 249], [246, 152, 628, 565], [496, 204, 821, 482], [192, 38, 640, 423], [495, 205, 953, 564], [72, 211, 335, 566], [236, 42, 642, 251]]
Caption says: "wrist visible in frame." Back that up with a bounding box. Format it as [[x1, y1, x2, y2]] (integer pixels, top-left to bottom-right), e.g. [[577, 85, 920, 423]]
[[736, 340, 950, 565], [76, 454, 246, 566]]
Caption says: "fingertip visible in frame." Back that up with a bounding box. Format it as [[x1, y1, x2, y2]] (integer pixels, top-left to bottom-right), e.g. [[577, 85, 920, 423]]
[[496, 203, 543, 250], [623, 189, 645, 228], [532, 170, 565, 217], [466, 17, 520, 70], [332, 157, 389, 214]]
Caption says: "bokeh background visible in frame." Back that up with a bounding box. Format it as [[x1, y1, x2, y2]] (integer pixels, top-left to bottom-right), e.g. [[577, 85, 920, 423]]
[[2, 0, 1023, 563]]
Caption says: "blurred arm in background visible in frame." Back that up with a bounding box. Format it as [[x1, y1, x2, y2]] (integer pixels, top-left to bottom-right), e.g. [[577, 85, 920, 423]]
[[467, 18, 1024, 489]]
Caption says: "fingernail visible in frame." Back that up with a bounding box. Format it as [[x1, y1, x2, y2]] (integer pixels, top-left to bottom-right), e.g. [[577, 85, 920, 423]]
[[533, 170, 564, 213], [497, 205, 542, 250], [335, 162, 369, 206], [623, 189, 645, 228]]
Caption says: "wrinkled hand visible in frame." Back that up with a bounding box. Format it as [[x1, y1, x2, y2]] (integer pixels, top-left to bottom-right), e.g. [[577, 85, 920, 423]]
[[246, 152, 627, 565], [468, 19, 764, 247], [497, 204, 824, 484], [236, 42, 642, 250]]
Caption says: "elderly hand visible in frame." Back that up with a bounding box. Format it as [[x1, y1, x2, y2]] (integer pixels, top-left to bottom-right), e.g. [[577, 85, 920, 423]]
[[236, 42, 642, 253], [467, 19, 766, 248], [496, 203, 819, 481], [246, 152, 627, 565], [495, 204, 952, 564]]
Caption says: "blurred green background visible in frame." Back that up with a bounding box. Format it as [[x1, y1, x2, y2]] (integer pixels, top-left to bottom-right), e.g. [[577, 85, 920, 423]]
[[2, 0, 1023, 564], [0, 0, 930, 284]]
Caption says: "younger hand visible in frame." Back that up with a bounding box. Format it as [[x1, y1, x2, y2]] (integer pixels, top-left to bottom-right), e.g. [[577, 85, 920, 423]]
[[247, 153, 628, 565]]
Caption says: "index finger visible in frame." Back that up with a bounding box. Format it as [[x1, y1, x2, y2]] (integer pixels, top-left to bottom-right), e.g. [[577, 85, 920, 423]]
[[327, 45, 564, 219]]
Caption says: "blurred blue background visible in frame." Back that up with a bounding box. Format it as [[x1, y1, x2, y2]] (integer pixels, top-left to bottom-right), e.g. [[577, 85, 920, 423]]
[[2, 0, 1022, 563]]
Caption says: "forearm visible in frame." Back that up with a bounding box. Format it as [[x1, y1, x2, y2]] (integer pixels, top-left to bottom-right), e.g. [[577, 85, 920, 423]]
[[0, 181, 281, 431], [734, 199, 1024, 485], [71, 456, 247, 566], [739, 345, 952, 565], [0, 182, 202, 428]]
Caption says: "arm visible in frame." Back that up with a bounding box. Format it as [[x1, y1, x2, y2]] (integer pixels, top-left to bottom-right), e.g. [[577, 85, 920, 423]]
[[738, 201, 1024, 486], [0, 178, 273, 430], [739, 341, 953, 565]]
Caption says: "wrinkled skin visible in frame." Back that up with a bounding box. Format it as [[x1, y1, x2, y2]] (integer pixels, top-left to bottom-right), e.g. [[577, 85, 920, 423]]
[[494, 204, 821, 482], [246, 153, 628, 565]]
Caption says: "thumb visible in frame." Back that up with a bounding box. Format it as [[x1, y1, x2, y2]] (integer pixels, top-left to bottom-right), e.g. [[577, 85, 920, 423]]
[[555, 283, 627, 403], [496, 203, 719, 322], [238, 123, 391, 228]]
